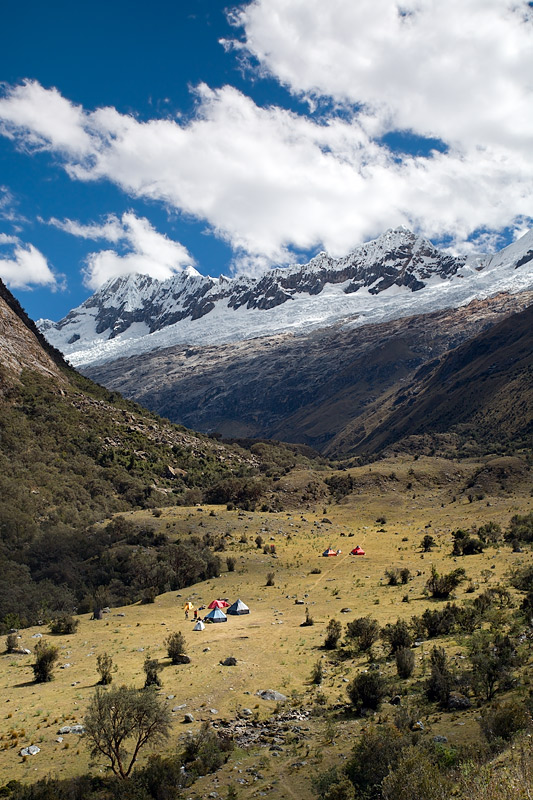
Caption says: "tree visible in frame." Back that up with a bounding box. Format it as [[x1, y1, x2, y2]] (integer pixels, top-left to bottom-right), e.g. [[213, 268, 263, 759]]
[[166, 632, 187, 665], [382, 619, 412, 653], [84, 685, 172, 778], [96, 652, 114, 685], [396, 647, 415, 679], [5, 633, 17, 653], [324, 619, 342, 649], [32, 640, 59, 683], [421, 535, 435, 552], [469, 632, 516, 701]]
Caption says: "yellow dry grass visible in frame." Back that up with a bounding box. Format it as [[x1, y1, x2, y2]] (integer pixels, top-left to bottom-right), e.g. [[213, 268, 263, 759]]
[[1, 454, 532, 799]]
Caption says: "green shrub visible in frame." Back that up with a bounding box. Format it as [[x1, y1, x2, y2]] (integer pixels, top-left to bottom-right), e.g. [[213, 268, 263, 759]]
[[382, 619, 412, 653], [426, 566, 465, 599], [324, 619, 342, 649], [49, 615, 79, 635], [345, 616, 380, 652], [479, 700, 531, 743], [396, 647, 415, 679], [96, 652, 114, 685], [385, 568, 401, 586], [166, 632, 187, 665], [425, 647, 452, 707], [5, 633, 17, 653], [32, 640, 59, 683], [226, 557, 236, 572], [312, 659, 324, 684], [143, 657, 163, 688], [347, 670, 387, 712]]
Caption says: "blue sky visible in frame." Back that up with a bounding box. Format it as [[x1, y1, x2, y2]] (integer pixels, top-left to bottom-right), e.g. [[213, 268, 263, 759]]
[[0, 0, 532, 322]]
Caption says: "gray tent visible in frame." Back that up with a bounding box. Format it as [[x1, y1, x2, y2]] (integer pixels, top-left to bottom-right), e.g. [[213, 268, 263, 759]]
[[227, 598, 250, 615], [205, 607, 227, 623]]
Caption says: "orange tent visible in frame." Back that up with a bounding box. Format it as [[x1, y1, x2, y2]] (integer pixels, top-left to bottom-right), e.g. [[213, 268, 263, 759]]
[[322, 547, 338, 557]]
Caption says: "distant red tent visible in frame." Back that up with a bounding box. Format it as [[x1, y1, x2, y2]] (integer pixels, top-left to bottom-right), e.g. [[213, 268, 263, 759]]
[[208, 599, 230, 609], [322, 547, 338, 557], [351, 546, 365, 556]]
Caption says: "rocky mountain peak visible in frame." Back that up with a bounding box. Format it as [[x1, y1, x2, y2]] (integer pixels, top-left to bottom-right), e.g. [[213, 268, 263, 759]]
[[38, 226, 533, 369]]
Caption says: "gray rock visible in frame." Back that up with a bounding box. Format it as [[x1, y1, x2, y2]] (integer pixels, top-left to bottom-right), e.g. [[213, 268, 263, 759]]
[[340, 608, 352, 613], [240, 708, 253, 717], [220, 657, 237, 666], [389, 695, 401, 705], [210, 708, 218, 714], [20, 745, 40, 756], [172, 704, 187, 712], [257, 690, 287, 702], [447, 693, 471, 711], [433, 735, 448, 743], [413, 721, 424, 731], [184, 713, 194, 723]]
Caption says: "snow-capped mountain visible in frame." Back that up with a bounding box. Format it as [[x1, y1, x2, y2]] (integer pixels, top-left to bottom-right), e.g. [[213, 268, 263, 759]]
[[39, 227, 533, 367]]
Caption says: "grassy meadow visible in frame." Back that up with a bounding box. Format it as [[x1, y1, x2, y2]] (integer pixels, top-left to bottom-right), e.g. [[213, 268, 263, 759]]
[[1, 454, 532, 799]]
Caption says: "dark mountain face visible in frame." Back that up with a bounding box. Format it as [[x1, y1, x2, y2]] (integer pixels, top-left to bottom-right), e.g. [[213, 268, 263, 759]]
[[353, 301, 533, 457], [83, 292, 533, 456]]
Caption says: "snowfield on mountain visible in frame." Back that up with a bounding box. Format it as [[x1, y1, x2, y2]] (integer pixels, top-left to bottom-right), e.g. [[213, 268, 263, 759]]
[[39, 227, 533, 367]]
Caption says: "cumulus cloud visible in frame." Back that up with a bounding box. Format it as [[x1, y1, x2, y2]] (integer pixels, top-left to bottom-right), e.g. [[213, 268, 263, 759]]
[[0, 237, 57, 289], [0, 57, 532, 273], [49, 212, 195, 289], [230, 0, 533, 150]]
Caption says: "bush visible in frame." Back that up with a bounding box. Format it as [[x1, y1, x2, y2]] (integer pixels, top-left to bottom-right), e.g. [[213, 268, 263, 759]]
[[96, 652, 114, 685], [452, 529, 484, 556], [345, 616, 380, 652], [5, 633, 17, 653], [312, 659, 324, 684], [49, 614, 79, 635], [344, 723, 412, 797], [255, 535, 263, 549], [381, 744, 453, 800], [400, 568, 411, 585], [166, 632, 187, 665], [421, 534, 435, 551], [143, 656, 163, 688], [385, 568, 401, 586], [347, 670, 387, 712], [182, 721, 233, 778], [382, 619, 412, 653], [479, 700, 531, 743], [426, 566, 465, 599], [266, 571, 275, 587], [301, 608, 314, 627], [324, 619, 342, 649], [396, 647, 415, 679], [425, 647, 452, 707], [226, 557, 236, 572], [32, 640, 59, 682], [468, 632, 516, 701]]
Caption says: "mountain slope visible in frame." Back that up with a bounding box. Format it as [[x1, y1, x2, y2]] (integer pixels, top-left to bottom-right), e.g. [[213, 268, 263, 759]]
[[348, 301, 533, 456], [83, 291, 533, 452], [39, 227, 533, 368]]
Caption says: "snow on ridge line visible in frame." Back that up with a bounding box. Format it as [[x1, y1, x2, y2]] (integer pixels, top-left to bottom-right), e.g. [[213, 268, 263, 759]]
[[65, 257, 533, 368]]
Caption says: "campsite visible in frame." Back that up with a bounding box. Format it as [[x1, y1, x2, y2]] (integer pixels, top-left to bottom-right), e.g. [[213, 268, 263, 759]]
[[1, 454, 532, 799]]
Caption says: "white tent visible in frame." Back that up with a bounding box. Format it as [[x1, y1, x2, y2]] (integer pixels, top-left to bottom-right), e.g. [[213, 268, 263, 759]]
[[227, 598, 250, 615], [193, 619, 205, 631]]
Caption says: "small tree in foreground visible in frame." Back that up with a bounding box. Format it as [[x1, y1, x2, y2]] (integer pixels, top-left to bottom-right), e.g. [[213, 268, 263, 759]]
[[32, 640, 59, 683], [5, 633, 17, 654], [84, 685, 172, 778]]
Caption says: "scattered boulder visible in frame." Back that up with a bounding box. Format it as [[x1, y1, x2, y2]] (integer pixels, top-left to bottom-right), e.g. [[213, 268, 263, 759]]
[[184, 713, 194, 723], [389, 695, 402, 706], [340, 608, 352, 613], [433, 735, 448, 743], [447, 693, 471, 711], [240, 708, 253, 717], [174, 654, 191, 664], [220, 657, 237, 666], [20, 745, 40, 757], [257, 690, 287, 702]]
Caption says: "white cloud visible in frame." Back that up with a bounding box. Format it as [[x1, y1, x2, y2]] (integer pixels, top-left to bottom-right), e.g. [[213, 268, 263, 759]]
[[0, 240, 57, 289], [50, 212, 195, 289], [230, 0, 533, 152], [0, 63, 532, 273]]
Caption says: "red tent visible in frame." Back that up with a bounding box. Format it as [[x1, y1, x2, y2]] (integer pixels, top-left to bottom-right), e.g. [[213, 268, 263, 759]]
[[322, 547, 338, 557], [350, 546, 365, 556], [208, 599, 230, 609]]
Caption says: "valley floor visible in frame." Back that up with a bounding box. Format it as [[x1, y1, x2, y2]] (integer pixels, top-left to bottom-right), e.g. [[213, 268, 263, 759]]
[[1, 455, 532, 799]]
